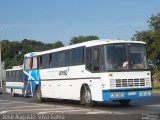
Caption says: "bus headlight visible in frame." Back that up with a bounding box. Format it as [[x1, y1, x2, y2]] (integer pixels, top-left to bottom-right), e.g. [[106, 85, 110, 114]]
[[110, 92, 125, 98], [139, 90, 152, 96]]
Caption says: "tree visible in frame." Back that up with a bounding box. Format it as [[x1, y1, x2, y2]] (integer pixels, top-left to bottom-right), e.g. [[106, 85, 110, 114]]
[[69, 35, 99, 45], [132, 31, 154, 59], [1, 39, 64, 69], [133, 13, 160, 62], [148, 13, 160, 30], [53, 41, 64, 48]]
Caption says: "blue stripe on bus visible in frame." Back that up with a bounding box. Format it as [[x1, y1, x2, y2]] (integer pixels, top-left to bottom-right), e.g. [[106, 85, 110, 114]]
[[102, 87, 152, 101], [5, 86, 24, 90], [104, 87, 152, 92]]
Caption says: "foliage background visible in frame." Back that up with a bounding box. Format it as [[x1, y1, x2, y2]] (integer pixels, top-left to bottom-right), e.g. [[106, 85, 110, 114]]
[[1, 35, 99, 69]]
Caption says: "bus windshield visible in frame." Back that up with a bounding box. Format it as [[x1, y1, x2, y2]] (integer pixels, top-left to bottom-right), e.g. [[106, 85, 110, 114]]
[[103, 43, 148, 70]]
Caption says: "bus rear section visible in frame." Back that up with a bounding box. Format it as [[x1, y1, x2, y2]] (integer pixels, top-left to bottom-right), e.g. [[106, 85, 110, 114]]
[[6, 66, 24, 97]]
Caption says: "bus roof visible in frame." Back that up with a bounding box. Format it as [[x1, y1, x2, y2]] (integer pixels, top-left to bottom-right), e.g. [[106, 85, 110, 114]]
[[24, 39, 146, 57]]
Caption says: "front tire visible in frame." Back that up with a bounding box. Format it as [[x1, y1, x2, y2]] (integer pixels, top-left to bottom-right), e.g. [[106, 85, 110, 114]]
[[35, 87, 44, 103], [81, 85, 95, 107]]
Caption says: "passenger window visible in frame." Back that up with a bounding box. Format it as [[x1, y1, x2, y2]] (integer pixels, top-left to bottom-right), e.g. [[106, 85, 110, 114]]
[[51, 52, 59, 68], [25, 58, 31, 70], [59, 51, 65, 67], [93, 47, 100, 71], [42, 54, 49, 69], [32, 57, 37, 69], [86, 47, 101, 72], [49, 54, 52, 68], [71, 49, 77, 65], [16, 71, 19, 82], [71, 47, 84, 65], [76, 47, 84, 64], [86, 48, 93, 71], [20, 70, 23, 82], [65, 50, 70, 66], [6, 72, 9, 82]]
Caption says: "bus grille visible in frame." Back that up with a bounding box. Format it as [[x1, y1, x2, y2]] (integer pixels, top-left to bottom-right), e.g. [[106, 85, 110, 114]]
[[115, 78, 145, 87]]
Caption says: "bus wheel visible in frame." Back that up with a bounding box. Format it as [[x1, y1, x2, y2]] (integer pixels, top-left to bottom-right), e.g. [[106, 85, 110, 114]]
[[82, 85, 94, 107], [35, 87, 44, 103], [11, 89, 15, 97], [119, 99, 131, 106]]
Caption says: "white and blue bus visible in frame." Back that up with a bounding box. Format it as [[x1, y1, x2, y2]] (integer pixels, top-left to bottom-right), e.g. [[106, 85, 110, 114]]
[[6, 66, 24, 96], [23, 39, 152, 106]]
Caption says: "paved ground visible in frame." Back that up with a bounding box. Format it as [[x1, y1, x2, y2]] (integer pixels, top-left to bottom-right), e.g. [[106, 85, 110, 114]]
[[0, 93, 160, 120]]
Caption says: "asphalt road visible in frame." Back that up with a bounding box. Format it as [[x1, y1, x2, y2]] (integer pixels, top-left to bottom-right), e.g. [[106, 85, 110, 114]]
[[0, 93, 160, 120]]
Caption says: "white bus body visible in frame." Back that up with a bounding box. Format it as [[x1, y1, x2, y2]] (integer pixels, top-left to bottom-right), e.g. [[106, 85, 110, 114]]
[[23, 39, 152, 106]]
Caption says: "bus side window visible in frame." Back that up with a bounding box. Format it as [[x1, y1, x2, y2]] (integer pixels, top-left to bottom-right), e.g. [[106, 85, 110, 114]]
[[12, 71, 15, 82], [42, 54, 49, 69], [86, 48, 93, 71], [32, 57, 37, 69], [59, 51, 65, 67], [38, 56, 42, 69], [49, 54, 52, 68], [8, 72, 10, 82], [16, 71, 19, 82], [93, 47, 100, 72], [52, 52, 59, 68], [65, 50, 70, 66], [6, 72, 8, 82], [10, 71, 12, 82], [71, 48, 76, 65], [24, 58, 31, 70], [76, 47, 84, 64], [30, 58, 33, 70]]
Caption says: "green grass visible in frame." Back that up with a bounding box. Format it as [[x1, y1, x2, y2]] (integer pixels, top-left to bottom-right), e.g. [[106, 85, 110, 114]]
[[153, 81, 160, 90]]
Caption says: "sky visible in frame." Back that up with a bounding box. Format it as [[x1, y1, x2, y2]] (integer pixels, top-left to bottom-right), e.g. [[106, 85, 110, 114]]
[[0, 0, 160, 45]]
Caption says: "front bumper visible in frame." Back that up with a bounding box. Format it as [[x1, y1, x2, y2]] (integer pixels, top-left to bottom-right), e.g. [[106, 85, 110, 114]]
[[102, 87, 152, 101]]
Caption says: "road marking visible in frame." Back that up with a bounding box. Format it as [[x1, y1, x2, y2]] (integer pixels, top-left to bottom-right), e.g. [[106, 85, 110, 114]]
[[0, 101, 29, 105], [38, 109, 90, 114], [0, 111, 8, 114], [38, 108, 86, 114], [38, 112, 48, 114], [10, 101, 30, 104], [86, 111, 113, 114], [0, 105, 63, 110], [0, 107, 79, 113], [146, 104, 160, 107], [0, 103, 12, 105], [0, 100, 9, 102]]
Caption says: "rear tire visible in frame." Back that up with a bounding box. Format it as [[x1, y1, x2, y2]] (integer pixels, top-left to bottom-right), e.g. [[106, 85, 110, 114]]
[[119, 99, 131, 106], [81, 85, 95, 107], [35, 87, 44, 103]]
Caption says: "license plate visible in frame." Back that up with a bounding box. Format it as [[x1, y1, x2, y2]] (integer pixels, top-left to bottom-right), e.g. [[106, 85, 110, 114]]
[[128, 92, 136, 96]]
